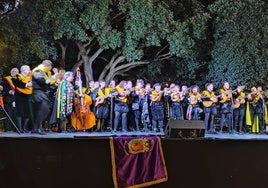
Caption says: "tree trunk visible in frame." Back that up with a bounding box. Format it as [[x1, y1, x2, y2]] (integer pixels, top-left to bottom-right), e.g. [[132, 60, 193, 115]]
[[56, 41, 68, 69]]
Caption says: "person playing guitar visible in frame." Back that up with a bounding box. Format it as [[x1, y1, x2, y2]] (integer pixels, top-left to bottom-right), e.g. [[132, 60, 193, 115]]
[[246, 86, 265, 133], [232, 85, 246, 133], [218, 82, 233, 133], [131, 79, 146, 131], [150, 83, 165, 132], [202, 83, 217, 134], [187, 85, 203, 120], [169, 85, 184, 120], [94, 80, 111, 132], [113, 80, 130, 132]]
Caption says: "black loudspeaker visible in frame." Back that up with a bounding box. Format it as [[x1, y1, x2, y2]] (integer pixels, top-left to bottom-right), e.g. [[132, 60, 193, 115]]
[[165, 120, 205, 138]]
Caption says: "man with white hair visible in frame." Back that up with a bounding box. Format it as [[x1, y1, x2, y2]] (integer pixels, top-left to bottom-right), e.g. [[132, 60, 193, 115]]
[[12, 65, 32, 133], [49, 71, 74, 132]]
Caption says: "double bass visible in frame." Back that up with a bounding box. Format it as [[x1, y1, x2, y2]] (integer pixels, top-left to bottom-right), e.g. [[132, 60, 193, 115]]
[[71, 68, 96, 131]]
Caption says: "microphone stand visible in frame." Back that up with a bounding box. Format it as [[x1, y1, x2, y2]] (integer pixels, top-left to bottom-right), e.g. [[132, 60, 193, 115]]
[[0, 105, 20, 134], [109, 96, 114, 132], [261, 94, 266, 133], [231, 94, 234, 133]]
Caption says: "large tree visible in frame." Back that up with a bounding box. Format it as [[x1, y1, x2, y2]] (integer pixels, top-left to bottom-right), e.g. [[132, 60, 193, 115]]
[[39, 0, 210, 84], [4, 0, 268, 89]]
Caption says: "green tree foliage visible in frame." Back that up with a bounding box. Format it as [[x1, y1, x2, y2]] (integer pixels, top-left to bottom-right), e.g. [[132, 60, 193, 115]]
[[36, 0, 210, 83], [148, 0, 211, 85], [208, 0, 268, 89], [0, 0, 57, 71], [2, 0, 267, 90], [0, 0, 210, 84]]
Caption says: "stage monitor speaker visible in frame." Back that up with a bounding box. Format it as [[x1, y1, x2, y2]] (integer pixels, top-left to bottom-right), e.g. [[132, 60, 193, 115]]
[[165, 120, 205, 138]]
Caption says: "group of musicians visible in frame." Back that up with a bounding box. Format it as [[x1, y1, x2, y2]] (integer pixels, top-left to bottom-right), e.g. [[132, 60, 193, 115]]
[[1, 60, 268, 135]]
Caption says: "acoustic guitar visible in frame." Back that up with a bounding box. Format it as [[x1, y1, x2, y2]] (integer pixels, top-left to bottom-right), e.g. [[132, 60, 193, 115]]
[[219, 86, 245, 104], [202, 96, 218, 107], [203, 90, 235, 107], [233, 96, 246, 108], [171, 92, 183, 102], [219, 90, 233, 103], [189, 93, 203, 105], [95, 92, 117, 107], [95, 96, 108, 107], [151, 91, 163, 102]]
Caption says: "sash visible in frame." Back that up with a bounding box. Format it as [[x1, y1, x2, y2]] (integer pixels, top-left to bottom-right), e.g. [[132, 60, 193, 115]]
[[0, 96, 3, 107], [15, 74, 32, 95], [4, 76, 15, 91]]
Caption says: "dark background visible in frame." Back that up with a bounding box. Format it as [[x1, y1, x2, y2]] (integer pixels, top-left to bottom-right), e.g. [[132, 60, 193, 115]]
[[0, 137, 267, 188]]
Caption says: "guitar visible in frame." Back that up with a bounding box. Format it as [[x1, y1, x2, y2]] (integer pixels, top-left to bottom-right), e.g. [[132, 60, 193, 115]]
[[232, 86, 246, 108], [220, 85, 246, 103], [151, 91, 163, 102], [95, 96, 109, 107], [202, 96, 218, 107], [233, 96, 246, 108], [203, 91, 235, 107], [95, 92, 117, 107], [189, 95, 202, 105], [171, 91, 183, 102], [219, 90, 233, 103]]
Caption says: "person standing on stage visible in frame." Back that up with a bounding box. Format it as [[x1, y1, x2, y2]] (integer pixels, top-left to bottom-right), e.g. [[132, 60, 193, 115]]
[[150, 83, 165, 132], [142, 82, 152, 131], [246, 86, 265, 134], [202, 83, 218, 134], [49, 71, 74, 132], [2, 67, 19, 132], [218, 82, 233, 133], [169, 85, 184, 120], [232, 85, 246, 133], [181, 85, 190, 120], [263, 88, 268, 129], [113, 80, 129, 132], [125, 80, 136, 131], [187, 85, 203, 120], [31, 60, 58, 134], [94, 80, 111, 132], [12, 65, 33, 133], [131, 79, 146, 131]]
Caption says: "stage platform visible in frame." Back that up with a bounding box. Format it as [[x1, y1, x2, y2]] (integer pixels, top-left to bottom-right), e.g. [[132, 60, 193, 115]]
[[0, 130, 165, 139], [1, 131, 268, 188], [1, 130, 268, 140]]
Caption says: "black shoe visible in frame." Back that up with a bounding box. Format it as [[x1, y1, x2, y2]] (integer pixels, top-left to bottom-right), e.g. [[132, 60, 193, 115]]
[[46, 129, 53, 133], [142, 128, 149, 132], [23, 129, 30, 133], [17, 129, 23, 133], [37, 129, 46, 135]]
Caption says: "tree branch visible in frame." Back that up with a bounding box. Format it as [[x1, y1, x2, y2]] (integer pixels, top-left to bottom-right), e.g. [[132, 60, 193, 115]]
[[90, 47, 104, 63]]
